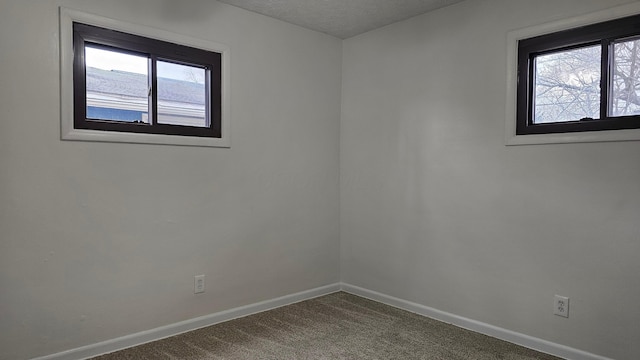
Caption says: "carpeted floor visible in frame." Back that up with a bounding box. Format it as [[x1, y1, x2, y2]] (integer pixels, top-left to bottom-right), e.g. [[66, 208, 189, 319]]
[[91, 292, 563, 359]]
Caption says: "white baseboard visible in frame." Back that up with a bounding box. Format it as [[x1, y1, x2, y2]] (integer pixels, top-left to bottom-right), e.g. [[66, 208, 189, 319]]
[[33, 282, 611, 360], [340, 283, 612, 360], [33, 283, 341, 360]]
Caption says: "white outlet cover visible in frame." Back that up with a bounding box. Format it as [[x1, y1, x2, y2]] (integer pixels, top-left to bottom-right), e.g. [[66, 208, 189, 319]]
[[194, 275, 205, 294], [554, 295, 569, 318]]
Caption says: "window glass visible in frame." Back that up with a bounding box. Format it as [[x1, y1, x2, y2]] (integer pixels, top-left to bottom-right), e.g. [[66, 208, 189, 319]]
[[157, 61, 207, 128], [611, 37, 640, 117], [85, 45, 149, 123], [533, 45, 601, 124], [72, 21, 223, 140]]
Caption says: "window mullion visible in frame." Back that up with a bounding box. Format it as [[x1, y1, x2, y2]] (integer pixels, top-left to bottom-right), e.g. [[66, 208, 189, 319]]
[[600, 39, 612, 120], [528, 55, 537, 126], [150, 56, 158, 126]]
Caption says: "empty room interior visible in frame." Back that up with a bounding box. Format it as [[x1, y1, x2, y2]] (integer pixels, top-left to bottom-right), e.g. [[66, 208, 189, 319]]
[[1, 0, 640, 359]]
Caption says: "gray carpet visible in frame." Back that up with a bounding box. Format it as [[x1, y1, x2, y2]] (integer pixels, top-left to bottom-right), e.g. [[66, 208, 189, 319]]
[[92, 292, 562, 359]]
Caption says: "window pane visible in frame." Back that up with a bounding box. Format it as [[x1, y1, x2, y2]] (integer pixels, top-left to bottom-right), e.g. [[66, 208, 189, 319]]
[[610, 38, 640, 117], [85, 45, 149, 123], [533, 45, 601, 124], [157, 61, 207, 127]]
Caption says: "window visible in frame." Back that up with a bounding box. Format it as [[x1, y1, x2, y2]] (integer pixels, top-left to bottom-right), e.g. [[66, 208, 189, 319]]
[[60, 8, 230, 147], [73, 23, 221, 138], [516, 13, 640, 136]]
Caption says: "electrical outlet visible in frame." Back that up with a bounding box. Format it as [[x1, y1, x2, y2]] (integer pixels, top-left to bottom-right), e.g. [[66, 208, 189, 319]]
[[194, 275, 205, 294], [554, 295, 569, 318]]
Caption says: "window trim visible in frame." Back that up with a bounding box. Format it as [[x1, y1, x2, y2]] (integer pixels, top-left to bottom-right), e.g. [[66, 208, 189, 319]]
[[60, 7, 231, 147], [505, 2, 640, 145], [517, 14, 640, 135]]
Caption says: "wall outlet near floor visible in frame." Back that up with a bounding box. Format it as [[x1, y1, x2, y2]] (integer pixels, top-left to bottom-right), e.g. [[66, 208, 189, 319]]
[[554, 295, 569, 317], [194, 275, 205, 294]]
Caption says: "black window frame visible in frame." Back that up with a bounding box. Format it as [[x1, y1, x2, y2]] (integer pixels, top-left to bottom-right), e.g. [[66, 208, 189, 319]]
[[73, 22, 222, 138], [516, 13, 640, 135]]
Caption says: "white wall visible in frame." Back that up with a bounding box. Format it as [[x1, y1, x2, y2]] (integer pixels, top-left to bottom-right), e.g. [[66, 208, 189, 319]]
[[4, 0, 640, 359], [340, 1, 640, 359], [0, 0, 341, 358]]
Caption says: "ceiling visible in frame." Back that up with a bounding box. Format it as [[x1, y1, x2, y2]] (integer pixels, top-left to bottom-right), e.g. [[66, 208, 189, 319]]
[[216, 0, 466, 39]]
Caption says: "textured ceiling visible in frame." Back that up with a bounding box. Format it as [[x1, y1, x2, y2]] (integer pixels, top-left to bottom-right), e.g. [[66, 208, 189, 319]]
[[216, 0, 466, 39]]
